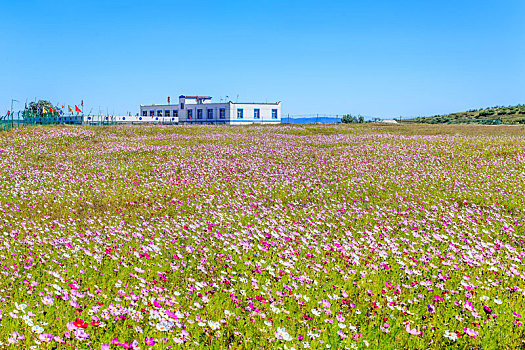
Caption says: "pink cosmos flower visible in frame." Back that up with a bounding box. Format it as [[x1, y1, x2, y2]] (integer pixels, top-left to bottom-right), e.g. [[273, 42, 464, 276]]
[[464, 327, 479, 338], [463, 300, 473, 311], [38, 333, 54, 343], [74, 328, 90, 341], [406, 323, 421, 335], [54, 336, 64, 343], [42, 296, 54, 305]]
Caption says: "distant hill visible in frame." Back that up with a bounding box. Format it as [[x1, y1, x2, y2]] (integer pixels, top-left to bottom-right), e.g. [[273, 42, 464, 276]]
[[405, 105, 525, 125]]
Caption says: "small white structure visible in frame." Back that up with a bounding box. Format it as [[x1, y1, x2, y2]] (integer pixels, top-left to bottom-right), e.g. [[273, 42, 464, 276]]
[[378, 119, 399, 124], [139, 95, 281, 125]]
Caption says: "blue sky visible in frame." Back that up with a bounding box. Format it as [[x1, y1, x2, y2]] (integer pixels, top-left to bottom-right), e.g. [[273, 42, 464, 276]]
[[1, 0, 524, 118]]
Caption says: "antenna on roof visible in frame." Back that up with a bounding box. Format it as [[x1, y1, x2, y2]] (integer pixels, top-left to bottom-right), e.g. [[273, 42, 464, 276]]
[[236, 94, 239, 103]]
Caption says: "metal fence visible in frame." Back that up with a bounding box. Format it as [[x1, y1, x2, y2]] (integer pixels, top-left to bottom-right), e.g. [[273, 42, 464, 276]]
[[0, 111, 104, 132]]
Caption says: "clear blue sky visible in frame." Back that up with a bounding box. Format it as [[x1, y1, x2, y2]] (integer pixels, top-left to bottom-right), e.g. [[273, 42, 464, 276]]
[[1, 0, 524, 118]]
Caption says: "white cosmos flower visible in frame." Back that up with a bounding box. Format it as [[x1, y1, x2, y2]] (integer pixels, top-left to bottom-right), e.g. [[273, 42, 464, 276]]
[[15, 303, 28, 311], [311, 309, 320, 317], [208, 321, 220, 330], [444, 330, 458, 341], [494, 298, 503, 305], [155, 321, 172, 332], [275, 327, 292, 341], [32, 325, 44, 334], [338, 323, 346, 329]]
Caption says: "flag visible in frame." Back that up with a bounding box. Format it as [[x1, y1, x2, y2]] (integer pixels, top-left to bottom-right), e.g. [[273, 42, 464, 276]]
[[42, 107, 47, 114], [75, 105, 82, 113], [68, 105, 73, 113], [50, 107, 55, 113], [61, 105, 64, 109], [81, 100, 84, 107], [7, 110, 10, 116]]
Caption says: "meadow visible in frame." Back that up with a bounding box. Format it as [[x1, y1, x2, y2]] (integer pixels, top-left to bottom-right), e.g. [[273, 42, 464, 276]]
[[0, 124, 524, 349]]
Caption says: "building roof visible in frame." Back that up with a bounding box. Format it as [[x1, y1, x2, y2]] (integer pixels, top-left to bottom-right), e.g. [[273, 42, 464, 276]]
[[179, 95, 212, 99]]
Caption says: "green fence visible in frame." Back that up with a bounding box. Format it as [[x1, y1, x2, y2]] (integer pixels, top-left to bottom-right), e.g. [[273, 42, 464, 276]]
[[0, 111, 88, 132]]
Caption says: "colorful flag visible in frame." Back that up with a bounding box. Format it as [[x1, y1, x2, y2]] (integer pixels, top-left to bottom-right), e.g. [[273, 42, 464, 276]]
[[75, 105, 82, 113], [50, 107, 55, 113], [42, 107, 47, 114], [68, 105, 73, 113], [7, 110, 10, 116]]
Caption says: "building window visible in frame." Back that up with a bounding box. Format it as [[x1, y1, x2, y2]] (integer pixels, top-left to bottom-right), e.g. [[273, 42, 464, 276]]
[[174, 110, 178, 118], [219, 109, 225, 119], [272, 109, 278, 119], [180, 103, 184, 110], [207, 109, 213, 119], [150, 110, 154, 116], [254, 109, 260, 119], [237, 108, 243, 119], [165, 110, 170, 117], [142, 111, 147, 117], [187, 110, 193, 119], [157, 110, 162, 116], [197, 109, 203, 119]]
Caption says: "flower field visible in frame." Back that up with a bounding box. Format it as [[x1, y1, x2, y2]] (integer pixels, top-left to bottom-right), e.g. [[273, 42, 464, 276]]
[[0, 124, 524, 349]]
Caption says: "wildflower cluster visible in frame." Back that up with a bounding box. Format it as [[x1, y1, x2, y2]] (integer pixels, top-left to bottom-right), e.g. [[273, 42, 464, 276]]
[[0, 124, 523, 349]]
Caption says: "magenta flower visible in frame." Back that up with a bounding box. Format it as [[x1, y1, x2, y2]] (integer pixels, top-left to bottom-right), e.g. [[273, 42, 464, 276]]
[[464, 327, 479, 338], [38, 333, 54, 343], [406, 323, 421, 335]]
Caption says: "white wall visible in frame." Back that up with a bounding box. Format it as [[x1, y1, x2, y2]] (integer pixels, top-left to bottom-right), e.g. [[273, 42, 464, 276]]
[[140, 99, 281, 125], [228, 103, 281, 125]]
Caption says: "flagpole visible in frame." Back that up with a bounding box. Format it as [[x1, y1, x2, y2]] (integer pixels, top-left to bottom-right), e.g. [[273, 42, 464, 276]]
[[11, 99, 19, 127]]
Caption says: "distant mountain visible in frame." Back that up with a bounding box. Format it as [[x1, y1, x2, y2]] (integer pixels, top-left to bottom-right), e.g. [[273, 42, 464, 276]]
[[285, 117, 342, 124], [404, 105, 525, 125]]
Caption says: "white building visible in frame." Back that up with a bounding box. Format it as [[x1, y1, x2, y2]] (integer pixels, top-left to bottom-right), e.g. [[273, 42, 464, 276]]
[[139, 95, 281, 125]]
